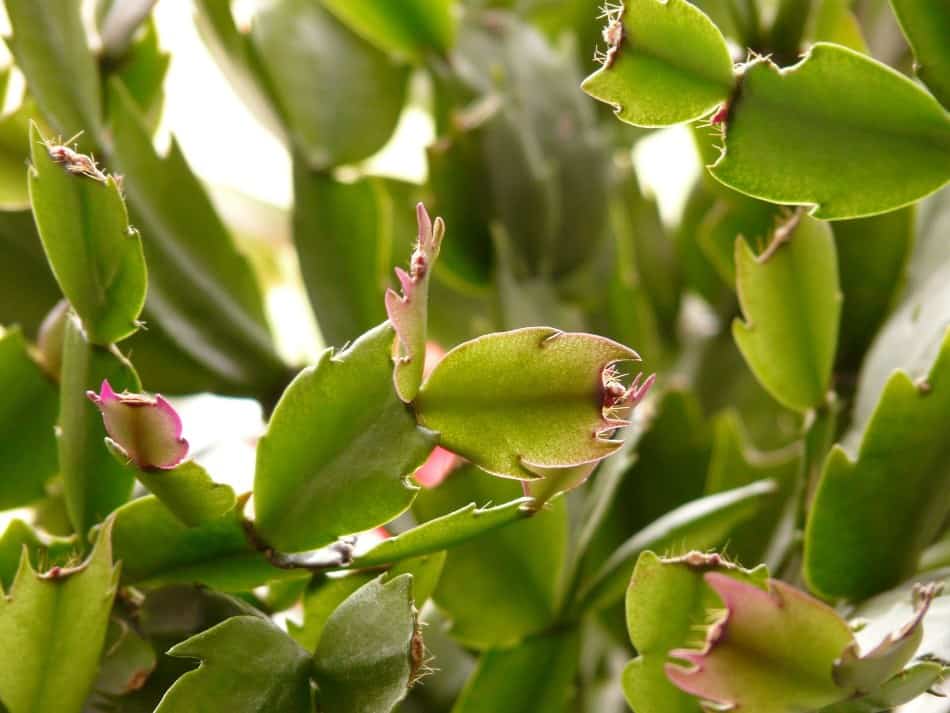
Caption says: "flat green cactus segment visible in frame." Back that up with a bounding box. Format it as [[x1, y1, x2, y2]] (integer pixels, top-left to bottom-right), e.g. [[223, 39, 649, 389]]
[[890, 0, 950, 109], [321, 0, 456, 60], [254, 323, 435, 552], [621, 552, 769, 713], [0, 327, 58, 509], [28, 124, 146, 345], [0, 520, 119, 713], [413, 465, 567, 651], [581, 0, 734, 127], [4, 0, 102, 137], [711, 44, 950, 220], [156, 616, 312, 713], [250, 0, 409, 170], [132, 459, 236, 528], [804, 330, 950, 600], [451, 629, 580, 713], [415, 327, 639, 479], [732, 215, 840, 412], [312, 575, 418, 713]]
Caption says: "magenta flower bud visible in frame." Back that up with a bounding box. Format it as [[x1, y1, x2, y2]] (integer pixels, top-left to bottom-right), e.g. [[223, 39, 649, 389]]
[[86, 379, 189, 470]]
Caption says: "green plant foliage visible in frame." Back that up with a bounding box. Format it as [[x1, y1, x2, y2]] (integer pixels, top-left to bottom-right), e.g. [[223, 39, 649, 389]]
[[192, 0, 285, 138], [28, 124, 146, 345], [805, 332, 950, 600], [451, 629, 580, 713], [416, 327, 641, 478], [0, 520, 75, 590], [3, 0, 102, 139], [621, 552, 769, 713], [292, 170, 391, 346], [251, 0, 409, 170], [130, 460, 236, 528], [254, 323, 435, 552], [0, 519, 118, 713], [108, 17, 170, 134], [312, 574, 419, 713], [704, 411, 800, 565], [575, 480, 777, 615], [322, 0, 456, 60], [106, 81, 287, 398], [110, 496, 294, 591], [665, 573, 858, 712], [711, 44, 950, 220], [91, 617, 157, 699], [59, 315, 140, 537], [890, 0, 950, 109], [413, 465, 567, 650], [435, 10, 610, 281], [0, 95, 33, 210], [1, 0, 950, 709], [290, 553, 444, 652], [581, 0, 734, 127], [156, 616, 312, 713], [733, 215, 841, 412], [351, 496, 532, 569], [833, 207, 915, 368], [0, 327, 58, 509], [387, 204, 445, 402], [0, 210, 62, 336]]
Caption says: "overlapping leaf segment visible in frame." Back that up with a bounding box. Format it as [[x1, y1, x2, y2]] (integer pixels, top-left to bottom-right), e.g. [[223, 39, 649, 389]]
[[626, 553, 948, 713], [583, 0, 950, 220]]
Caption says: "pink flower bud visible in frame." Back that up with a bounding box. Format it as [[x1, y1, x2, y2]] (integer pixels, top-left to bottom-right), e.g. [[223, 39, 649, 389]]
[[86, 379, 188, 470]]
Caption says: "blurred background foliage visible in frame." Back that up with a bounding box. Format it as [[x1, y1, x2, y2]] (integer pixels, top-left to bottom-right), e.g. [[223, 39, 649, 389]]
[[0, 0, 946, 711]]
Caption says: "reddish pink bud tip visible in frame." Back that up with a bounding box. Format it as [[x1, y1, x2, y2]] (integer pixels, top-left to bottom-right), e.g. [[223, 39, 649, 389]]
[[87, 379, 189, 470]]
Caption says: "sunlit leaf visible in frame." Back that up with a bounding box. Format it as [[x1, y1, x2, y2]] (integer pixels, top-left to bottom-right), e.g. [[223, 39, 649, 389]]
[[711, 44, 950, 220]]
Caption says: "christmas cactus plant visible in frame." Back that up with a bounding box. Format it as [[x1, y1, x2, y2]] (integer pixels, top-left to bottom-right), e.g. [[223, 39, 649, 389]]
[[0, 0, 947, 712]]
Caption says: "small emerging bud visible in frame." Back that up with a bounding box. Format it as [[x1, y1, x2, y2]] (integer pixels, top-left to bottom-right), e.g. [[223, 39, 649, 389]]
[[86, 379, 188, 470]]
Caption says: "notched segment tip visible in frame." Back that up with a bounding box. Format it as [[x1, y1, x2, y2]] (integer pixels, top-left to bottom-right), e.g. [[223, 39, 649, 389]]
[[386, 203, 445, 403]]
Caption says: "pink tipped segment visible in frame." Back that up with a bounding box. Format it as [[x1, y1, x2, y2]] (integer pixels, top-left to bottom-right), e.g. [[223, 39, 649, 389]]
[[86, 379, 189, 470]]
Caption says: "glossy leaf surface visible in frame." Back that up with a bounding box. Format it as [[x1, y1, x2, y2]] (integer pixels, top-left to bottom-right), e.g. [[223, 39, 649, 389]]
[[711, 44, 950, 219], [890, 0, 950, 109], [733, 216, 840, 412], [413, 465, 566, 650], [250, 0, 409, 170], [255, 323, 435, 552], [0, 520, 118, 713], [312, 574, 419, 713], [28, 124, 146, 345], [321, 0, 456, 60], [132, 460, 236, 528], [805, 332, 950, 600], [451, 629, 580, 713], [110, 496, 292, 591], [4, 0, 102, 137], [0, 328, 58, 509], [416, 327, 642, 479], [157, 616, 312, 713], [107, 81, 286, 398], [292, 169, 390, 347], [581, 0, 734, 127], [622, 552, 768, 713]]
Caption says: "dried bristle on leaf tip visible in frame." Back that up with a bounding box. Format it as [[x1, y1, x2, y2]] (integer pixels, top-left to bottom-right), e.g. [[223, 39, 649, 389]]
[[86, 379, 188, 470], [385, 202, 445, 403]]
